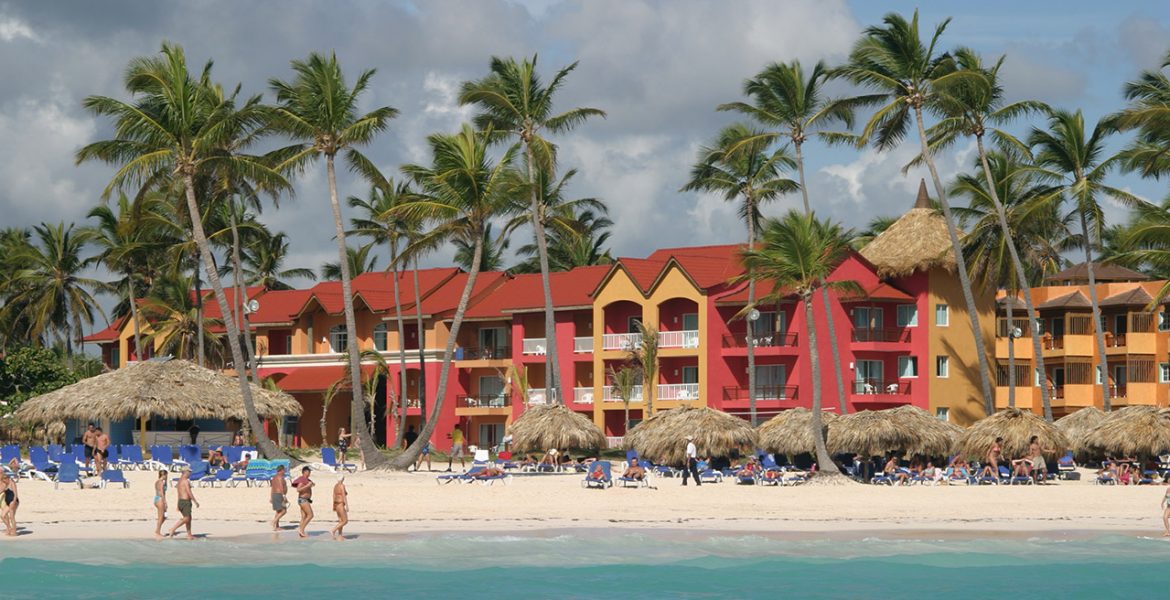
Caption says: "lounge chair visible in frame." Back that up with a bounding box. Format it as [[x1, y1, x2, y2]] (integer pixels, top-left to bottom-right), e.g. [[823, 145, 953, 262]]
[[100, 469, 129, 489], [437, 461, 487, 484], [29, 446, 58, 475], [1010, 465, 1034, 485], [320, 447, 357, 473], [871, 472, 896, 485], [1056, 452, 1077, 480], [55, 461, 82, 489], [175, 444, 201, 468], [618, 464, 651, 488], [117, 445, 145, 470], [1, 444, 20, 466], [582, 461, 613, 488], [145, 446, 178, 471], [758, 470, 783, 486]]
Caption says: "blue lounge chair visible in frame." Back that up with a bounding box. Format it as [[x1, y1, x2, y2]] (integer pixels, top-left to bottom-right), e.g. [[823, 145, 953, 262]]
[[871, 472, 895, 485], [176, 445, 201, 468], [697, 460, 724, 484], [117, 445, 145, 470], [618, 461, 651, 488], [55, 461, 81, 489], [145, 446, 178, 471], [437, 462, 487, 484], [223, 446, 244, 466], [320, 447, 357, 473], [29, 446, 58, 475], [100, 469, 129, 489], [582, 461, 613, 488], [242, 460, 273, 486], [1, 444, 20, 466], [1009, 465, 1033, 485], [201, 469, 234, 487], [1057, 452, 1077, 479]]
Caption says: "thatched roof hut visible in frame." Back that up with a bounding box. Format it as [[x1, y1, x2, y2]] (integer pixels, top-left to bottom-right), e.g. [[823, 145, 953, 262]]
[[859, 180, 955, 278], [1054, 407, 1107, 454], [508, 404, 606, 453], [757, 408, 837, 456], [886, 405, 964, 456], [1082, 406, 1170, 458], [14, 359, 301, 423], [625, 406, 757, 465], [953, 408, 1069, 460], [826, 408, 954, 457]]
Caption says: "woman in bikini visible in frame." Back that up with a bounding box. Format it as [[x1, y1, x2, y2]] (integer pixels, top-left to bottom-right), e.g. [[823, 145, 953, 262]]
[[330, 476, 349, 540], [982, 437, 1003, 481], [1162, 486, 1170, 537], [0, 472, 15, 536], [337, 428, 352, 464], [153, 470, 168, 538]]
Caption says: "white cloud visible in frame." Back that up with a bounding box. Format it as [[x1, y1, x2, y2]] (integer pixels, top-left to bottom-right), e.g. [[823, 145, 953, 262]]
[[0, 13, 40, 43], [0, 95, 96, 223]]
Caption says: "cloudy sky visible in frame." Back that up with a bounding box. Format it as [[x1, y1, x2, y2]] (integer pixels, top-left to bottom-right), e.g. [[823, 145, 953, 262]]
[[2, 0, 1169, 332]]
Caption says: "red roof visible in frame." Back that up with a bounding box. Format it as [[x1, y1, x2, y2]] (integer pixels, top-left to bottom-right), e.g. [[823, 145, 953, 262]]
[[842, 281, 914, 302], [247, 289, 314, 325], [310, 268, 463, 316], [83, 317, 125, 343], [713, 282, 795, 304], [430, 272, 510, 319], [500, 266, 610, 314], [199, 286, 266, 321], [263, 365, 373, 393]]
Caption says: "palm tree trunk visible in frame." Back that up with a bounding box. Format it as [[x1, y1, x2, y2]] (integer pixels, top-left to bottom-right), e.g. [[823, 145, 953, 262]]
[[326, 155, 385, 467], [389, 244, 408, 447], [795, 141, 812, 215], [1006, 287, 1015, 408], [975, 136, 1050, 420], [1079, 210, 1111, 411], [390, 233, 484, 469], [913, 108, 995, 415], [181, 173, 285, 460], [229, 207, 261, 385], [525, 144, 564, 406], [194, 252, 204, 367], [805, 293, 840, 475], [62, 320, 73, 370], [624, 400, 630, 434], [127, 271, 144, 369], [412, 260, 427, 427], [746, 203, 758, 426]]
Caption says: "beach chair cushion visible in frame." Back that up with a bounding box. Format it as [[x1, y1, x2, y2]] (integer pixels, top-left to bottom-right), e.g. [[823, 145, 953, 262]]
[[582, 461, 613, 488]]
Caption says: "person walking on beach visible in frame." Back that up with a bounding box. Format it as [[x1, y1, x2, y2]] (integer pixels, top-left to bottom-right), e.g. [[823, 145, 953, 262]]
[[82, 423, 97, 469], [681, 435, 701, 486], [293, 466, 314, 538], [168, 467, 199, 540], [1162, 486, 1170, 537], [271, 464, 289, 531], [414, 438, 432, 472], [403, 425, 419, 449], [446, 425, 466, 472], [153, 470, 168, 538], [337, 427, 352, 464], [330, 476, 349, 540], [94, 427, 111, 473], [0, 472, 17, 536]]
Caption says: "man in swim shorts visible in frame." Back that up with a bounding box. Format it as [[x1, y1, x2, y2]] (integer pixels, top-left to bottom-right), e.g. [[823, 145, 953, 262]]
[[292, 466, 314, 538], [446, 425, 465, 472], [81, 423, 97, 469], [270, 464, 288, 531], [94, 427, 111, 472], [167, 467, 199, 540]]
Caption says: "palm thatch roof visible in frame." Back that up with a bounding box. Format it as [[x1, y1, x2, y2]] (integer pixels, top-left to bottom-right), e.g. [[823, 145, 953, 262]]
[[507, 404, 606, 452], [757, 408, 838, 456], [1054, 407, 1107, 454], [859, 180, 955, 278], [14, 359, 301, 424], [624, 406, 757, 465], [954, 408, 1069, 460], [1081, 406, 1170, 458], [826, 407, 957, 457], [886, 405, 965, 455]]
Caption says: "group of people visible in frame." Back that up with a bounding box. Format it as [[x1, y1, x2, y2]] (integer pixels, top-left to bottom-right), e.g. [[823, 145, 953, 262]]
[[80, 423, 112, 473]]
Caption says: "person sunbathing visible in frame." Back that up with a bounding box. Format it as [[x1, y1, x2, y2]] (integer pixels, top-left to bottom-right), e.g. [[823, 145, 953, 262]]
[[538, 450, 559, 471], [1118, 462, 1134, 485], [472, 466, 505, 479], [622, 461, 645, 481], [883, 456, 910, 485], [760, 469, 782, 482], [945, 456, 971, 482], [922, 461, 941, 483], [587, 463, 607, 480], [208, 448, 227, 468], [735, 458, 759, 478]]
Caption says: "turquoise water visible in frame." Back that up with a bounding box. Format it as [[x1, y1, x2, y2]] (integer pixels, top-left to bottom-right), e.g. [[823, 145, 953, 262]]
[[2, 532, 1169, 599]]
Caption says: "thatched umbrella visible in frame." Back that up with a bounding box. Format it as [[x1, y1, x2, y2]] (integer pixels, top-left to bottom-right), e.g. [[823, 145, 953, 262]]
[[14, 359, 302, 424], [508, 404, 606, 453], [625, 406, 756, 465], [884, 405, 964, 457], [1054, 407, 1107, 455], [858, 182, 955, 279], [954, 408, 1069, 461], [757, 408, 838, 456], [827, 410, 913, 457], [1082, 406, 1170, 458]]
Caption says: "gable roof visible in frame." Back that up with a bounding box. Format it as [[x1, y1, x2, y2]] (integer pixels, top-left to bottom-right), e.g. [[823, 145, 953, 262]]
[[83, 317, 126, 343], [1099, 286, 1155, 308], [486, 266, 610, 316], [1037, 290, 1091, 310], [1046, 262, 1150, 284]]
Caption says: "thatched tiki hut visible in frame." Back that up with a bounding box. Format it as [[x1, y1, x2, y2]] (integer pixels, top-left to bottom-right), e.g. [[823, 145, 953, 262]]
[[508, 405, 606, 453], [828, 410, 913, 458], [1054, 407, 1107, 456], [625, 406, 757, 466], [954, 408, 1069, 461], [757, 408, 838, 457], [884, 405, 964, 456], [1081, 406, 1170, 459], [14, 359, 301, 446]]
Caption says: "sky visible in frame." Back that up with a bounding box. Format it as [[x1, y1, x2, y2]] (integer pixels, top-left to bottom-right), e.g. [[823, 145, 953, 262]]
[[1, 0, 1169, 335]]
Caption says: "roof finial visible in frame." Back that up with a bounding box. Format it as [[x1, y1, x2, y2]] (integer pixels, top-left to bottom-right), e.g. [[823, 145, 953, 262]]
[[914, 179, 930, 209]]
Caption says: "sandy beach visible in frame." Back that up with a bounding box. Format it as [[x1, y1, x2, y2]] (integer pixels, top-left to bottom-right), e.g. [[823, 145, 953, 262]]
[[3, 465, 1167, 542]]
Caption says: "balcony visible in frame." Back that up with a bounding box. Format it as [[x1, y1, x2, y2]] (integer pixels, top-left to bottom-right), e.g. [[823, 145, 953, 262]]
[[455, 346, 510, 361], [521, 338, 548, 355], [658, 330, 700, 349], [573, 387, 594, 404], [526, 389, 556, 405], [1105, 333, 1126, 348], [456, 394, 511, 409], [851, 379, 912, 396], [721, 332, 798, 349], [573, 336, 593, 353], [850, 328, 911, 343], [602, 333, 642, 351], [1043, 336, 1064, 350], [603, 385, 643, 402], [658, 383, 700, 400], [722, 385, 798, 402]]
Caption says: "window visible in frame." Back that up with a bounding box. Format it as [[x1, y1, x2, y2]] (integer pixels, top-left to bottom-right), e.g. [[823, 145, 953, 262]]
[[897, 305, 918, 327], [373, 323, 388, 352], [1034, 368, 1042, 387], [1161, 363, 1170, 383], [1160, 311, 1170, 331], [751, 311, 783, 338], [478, 327, 507, 355], [754, 365, 786, 399], [479, 376, 506, 407], [935, 304, 949, 326], [1095, 365, 1103, 385], [855, 360, 883, 393], [328, 325, 347, 353], [852, 307, 883, 330], [936, 355, 949, 378], [682, 313, 699, 331], [898, 356, 918, 378], [681, 366, 699, 384], [936, 407, 950, 422]]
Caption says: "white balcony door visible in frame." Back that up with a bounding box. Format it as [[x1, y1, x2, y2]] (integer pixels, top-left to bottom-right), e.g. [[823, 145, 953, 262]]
[[755, 365, 785, 399]]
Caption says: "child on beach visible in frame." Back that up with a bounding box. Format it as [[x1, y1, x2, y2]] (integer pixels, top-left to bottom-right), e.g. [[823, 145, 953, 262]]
[[331, 476, 348, 540]]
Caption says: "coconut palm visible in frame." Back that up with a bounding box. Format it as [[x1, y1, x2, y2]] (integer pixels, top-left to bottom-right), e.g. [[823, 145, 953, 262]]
[[608, 365, 640, 434], [631, 324, 660, 416], [1108, 201, 1170, 291], [1028, 109, 1147, 411], [681, 123, 798, 424], [453, 224, 508, 272], [513, 208, 613, 273], [0, 228, 35, 348], [388, 124, 525, 469], [75, 43, 288, 458], [238, 228, 316, 290], [740, 211, 860, 477], [460, 55, 606, 408], [1115, 50, 1170, 179], [320, 243, 380, 280], [268, 51, 398, 464], [139, 272, 224, 363], [836, 10, 996, 415]]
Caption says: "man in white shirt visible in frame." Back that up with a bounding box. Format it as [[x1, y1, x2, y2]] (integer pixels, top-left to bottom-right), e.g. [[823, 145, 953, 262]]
[[681, 435, 701, 486]]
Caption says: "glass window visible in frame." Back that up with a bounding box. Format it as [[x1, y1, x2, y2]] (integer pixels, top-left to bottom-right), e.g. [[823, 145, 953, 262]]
[[751, 311, 779, 337], [373, 323, 388, 352], [1161, 363, 1170, 384], [1095, 365, 1103, 385], [682, 313, 699, 331], [328, 325, 347, 353], [897, 305, 918, 327], [935, 304, 949, 326], [936, 356, 949, 378], [853, 307, 883, 329], [898, 356, 918, 378], [1160, 312, 1170, 332], [936, 407, 950, 422]]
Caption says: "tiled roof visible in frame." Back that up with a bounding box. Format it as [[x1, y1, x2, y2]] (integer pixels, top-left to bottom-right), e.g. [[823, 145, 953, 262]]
[[1099, 286, 1155, 308], [83, 317, 125, 342], [1036, 290, 1091, 310], [499, 266, 610, 313], [429, 272, 510, 319], [264, 365, 373, 393], [841, 281, 914, 302], [1046, 262, 1150, 283], [247, 289, 314, 325]]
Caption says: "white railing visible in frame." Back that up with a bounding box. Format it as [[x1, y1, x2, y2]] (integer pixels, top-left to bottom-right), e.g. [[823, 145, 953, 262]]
[[527, 388, 556, 405], [602, 333, 642, 351], [603, 385, 643, 402], [521, 338, 548, 355], [658, 383, 700, 400], [605, 436, 624, 449], [658, 330, 700, 349], [573, 336, 594, 353], [573, 387, 594, 404]]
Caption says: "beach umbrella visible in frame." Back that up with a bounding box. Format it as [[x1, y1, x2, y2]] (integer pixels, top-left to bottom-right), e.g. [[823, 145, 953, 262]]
[[953, 408, 1069, 461], [1054, 407, 1107, 455], [508, 404, 606, 453], [1081, 406, 1170, 458], [14, 359, 302, 424], [757, 408, 838, 456], [625, 406, 757, 465], [884, 405, 964, 456], [826, 409, 913, 457]]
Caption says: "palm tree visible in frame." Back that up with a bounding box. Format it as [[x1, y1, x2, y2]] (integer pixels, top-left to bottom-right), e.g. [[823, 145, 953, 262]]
[[850, 215, 897, 250], [0, 228, 34, 349], [631, 324, 660, 416], [681, 123, 797, 424], [140, 272, 224, 363], [1115, 50, 1170, 179], [608, 365, 640, 434], [453, 223, 508, 272], [268, 51, 398, 465], [513, 208, 613, 273], [388, 124, 524, 470], [76, 43, 288, 458], [460, 55, 606, 408], [837, 10, 996, 415], [1028, 109, 1146, 411], [321, 244, 380, 280], [740, 211, 859, 476], [238, 228, 316, 290]]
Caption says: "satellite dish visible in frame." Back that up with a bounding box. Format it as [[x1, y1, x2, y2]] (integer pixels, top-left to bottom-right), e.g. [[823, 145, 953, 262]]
[[747, 308, 761, 321], [246, 299, 260, 314], [1011, 327, 1023, 339]]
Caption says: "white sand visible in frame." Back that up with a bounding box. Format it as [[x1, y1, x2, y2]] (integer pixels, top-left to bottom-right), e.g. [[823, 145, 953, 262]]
[[3, 466, 1165, 541]]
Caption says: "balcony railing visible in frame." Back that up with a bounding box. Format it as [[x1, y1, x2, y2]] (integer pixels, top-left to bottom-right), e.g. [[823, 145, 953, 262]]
[[722, 385, 798, 401], [456, 394, 510, 408], [526, 388, 556, 405], [850, 328, 911, 343], [1043, 335, 1064, 350], [721, 332, 798, 348], [521, 338, 548, 355], [658, 330, 700, 349], [1105, 333, 1127, 348], [456, 346, 510, 360], [658, 383, 700, 400], [603, 385, 643, 402], [573, 336, 593, 353], [852, 379, 912, 395], [1112, 385, 1127, 399], [573, 387, 594, 404], [602, 333, 642, 351]]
